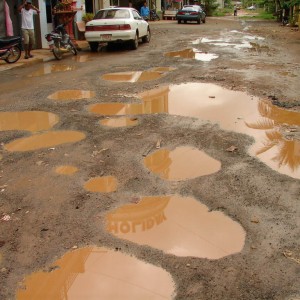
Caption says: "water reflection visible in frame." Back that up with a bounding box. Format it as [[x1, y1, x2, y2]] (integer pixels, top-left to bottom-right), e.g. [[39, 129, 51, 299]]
[[84, 176, 117, 193], [47, 90, 95, 101], [106, 195, 246, 259], [89, 83, 300, 178], [165, 48, 218, 61], [0, 111, 59, 132], [28, 64, 76, 77], [16, 247, 176, 300], [101, 71, 164, 82], [144, 146, 221, 181], [100, 117, 138, 127]]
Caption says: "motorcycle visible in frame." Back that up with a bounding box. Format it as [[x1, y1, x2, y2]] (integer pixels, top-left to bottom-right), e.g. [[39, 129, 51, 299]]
[[0, 36, 22, 64], [45, 23, 77, 60], [150, 9, 160, 21]]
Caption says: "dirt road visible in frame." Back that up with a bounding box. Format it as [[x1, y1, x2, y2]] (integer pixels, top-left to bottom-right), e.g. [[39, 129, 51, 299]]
[[0, 16, 299, 299]]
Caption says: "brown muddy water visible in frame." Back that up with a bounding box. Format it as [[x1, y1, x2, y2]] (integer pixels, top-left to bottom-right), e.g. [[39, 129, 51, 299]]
[[89, 83, 300, 179], [0, 111, 59, 132], [4, 131, 86, 152], [106, 195, 246, 259], [84, 176, 117, 193], [101, 71, 164, 83], [100, 117, 139, 128], [47, 90, 95, 101], [144, 146, 221, 181], [165, 48, 218, 61], [55, 165, 79, 175], [16, 247, 176, 300], [28, 64, 77, 77]]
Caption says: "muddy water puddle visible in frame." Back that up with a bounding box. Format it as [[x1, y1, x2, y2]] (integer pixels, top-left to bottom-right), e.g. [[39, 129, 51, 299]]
[[28, 64, 77, 77], [0, 111, 59, 132], [16, 247, 175, 300], [55, 165, 79, 175], [4, 130, 86, 152], [84, 176, 117, 193], [106, 195, 245, 259], [100, 117, 138, 127], [89, 83, 300, 178], [165, 48, 218, 61], [47, 90, 95, 101], [101, 67, 175, 83], [144, 146, 221, 181]]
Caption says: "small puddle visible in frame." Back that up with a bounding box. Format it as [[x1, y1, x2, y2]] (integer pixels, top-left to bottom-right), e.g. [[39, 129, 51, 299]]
[[151, 67, 177, 72], [100, 117, 138, 127], [144, 146, 221, 181], [47, 90, 95, 101], [0, 111, 59, 132], [106, 195, 246, 259], [165, 48, 218, 61], [89, 83, 300, 178], [16, 247, 176, 300], [101, 71, 164, 82], [72, 55, 92, 62], [4, 130, 86, 152], [28, 64, 77, 77], [84, 176, 117, 193], [55, 165, 79, 175], [200, 37, 252, 49]]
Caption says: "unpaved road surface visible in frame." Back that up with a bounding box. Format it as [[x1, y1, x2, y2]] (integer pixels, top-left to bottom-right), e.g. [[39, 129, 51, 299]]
[[0, 16, 300, 300]]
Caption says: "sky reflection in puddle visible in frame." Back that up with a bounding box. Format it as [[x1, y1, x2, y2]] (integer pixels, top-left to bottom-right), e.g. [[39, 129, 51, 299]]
[[89, 83, 300, 178], [106, 195, 245, 259], [165, 48, 218, 61], [16, 247, 176, 300]]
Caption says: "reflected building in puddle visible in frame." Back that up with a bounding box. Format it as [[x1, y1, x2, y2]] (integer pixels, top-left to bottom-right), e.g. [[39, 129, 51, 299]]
[[47, 90, 95, 101], [106, 195, 246, 259], [17, 247, 175, 300], [0, 111, 59, 132]]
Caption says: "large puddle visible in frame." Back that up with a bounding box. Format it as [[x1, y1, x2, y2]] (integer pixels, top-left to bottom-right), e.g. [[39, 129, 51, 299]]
[[55, 165, 79, 175], [165, 48, 218, 61], [28, 64, 77, 77], [47, 90, 95, 101], [16, 247, 175, 300], [106, 195, 246, 259], [89, 83, 300, 178], [100, 117, 138, 128], [4, 131, 86, 152], [144, 146, 221, 180], [84, 176, 117, 193], [0, 111, 59, 132]]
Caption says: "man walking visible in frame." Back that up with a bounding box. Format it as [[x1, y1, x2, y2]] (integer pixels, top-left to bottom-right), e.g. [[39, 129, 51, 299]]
[[140, 1, 150, 20], [18, 0, 40, 59]]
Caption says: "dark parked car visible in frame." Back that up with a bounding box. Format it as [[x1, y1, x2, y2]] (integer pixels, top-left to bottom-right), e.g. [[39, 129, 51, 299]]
[[176, 6, 206, 24]]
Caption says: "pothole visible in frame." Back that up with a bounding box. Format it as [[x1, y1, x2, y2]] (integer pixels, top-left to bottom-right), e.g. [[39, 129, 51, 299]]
[[144, 146, 221, 181], [47, 90, 95, 101], [165, 48, 218, 61], [16, 247, 176, 300], [106, 195, 246, 259], [28, 64, 77, 77], [84, 176, 117, 193], [100, 117, 139, 128], [101, 71, 164, 82], [4, 131, 86, 152], [55, 165, 79, 175], [0, 111, 59, 132]]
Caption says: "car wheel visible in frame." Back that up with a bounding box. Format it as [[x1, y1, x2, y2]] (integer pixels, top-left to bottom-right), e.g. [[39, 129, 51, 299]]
[[130, 33, 139, 50], [89, 42, 98, 52], [178, 19, 181, 24], [142, 28, 151, 43], [197, 18, 201, 24], [184, 20, 187, 24], [202, 17, 206, 23]]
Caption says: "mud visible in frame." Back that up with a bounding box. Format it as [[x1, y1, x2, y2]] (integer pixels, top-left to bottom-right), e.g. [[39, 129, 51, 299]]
[[0, 17, 299, 300]]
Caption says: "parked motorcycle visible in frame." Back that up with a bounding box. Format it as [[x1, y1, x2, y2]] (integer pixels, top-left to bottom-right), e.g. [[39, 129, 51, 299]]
[[45, 23, 77, 60], [0, 36, 22, 64], [150, 9, 160, 21]]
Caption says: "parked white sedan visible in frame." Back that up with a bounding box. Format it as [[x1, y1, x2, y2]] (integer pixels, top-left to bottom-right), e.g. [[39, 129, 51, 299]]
[[85, 7, 151, 51]]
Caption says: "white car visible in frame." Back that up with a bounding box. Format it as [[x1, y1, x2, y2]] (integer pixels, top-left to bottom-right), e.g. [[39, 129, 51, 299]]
[[85, 7, 151, 51]]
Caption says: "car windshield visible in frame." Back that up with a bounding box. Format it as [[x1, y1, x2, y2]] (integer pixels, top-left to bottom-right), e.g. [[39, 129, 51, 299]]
[[181, 7, 198, 12], [94, 9, 131, 19]]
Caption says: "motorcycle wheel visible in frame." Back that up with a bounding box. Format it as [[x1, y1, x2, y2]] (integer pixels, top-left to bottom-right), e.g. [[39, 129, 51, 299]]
[[5, 45, 21, 64], [53, 43, 63, 60], [69, 41, 78, 55]]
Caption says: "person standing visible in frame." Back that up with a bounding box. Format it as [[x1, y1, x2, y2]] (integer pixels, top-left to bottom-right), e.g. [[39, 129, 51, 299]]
[[18, 0, 40, 59], [233, 5, 237, 16], [140, 1, 150, 20]]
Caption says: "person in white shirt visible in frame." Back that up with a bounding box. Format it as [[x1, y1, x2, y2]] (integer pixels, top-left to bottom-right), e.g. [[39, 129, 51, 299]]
[[18, 0, 40, 59]]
